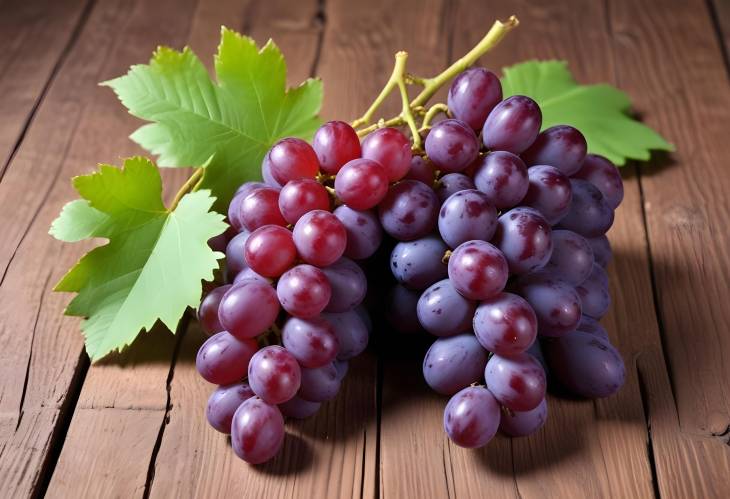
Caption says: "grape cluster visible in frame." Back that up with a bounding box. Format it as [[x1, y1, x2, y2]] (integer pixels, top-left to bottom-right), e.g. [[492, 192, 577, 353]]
[[196, 65, 627, 463]]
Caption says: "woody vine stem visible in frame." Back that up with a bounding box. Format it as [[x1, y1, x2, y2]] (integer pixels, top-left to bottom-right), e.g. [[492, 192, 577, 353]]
[[169, 15, 519, 212]]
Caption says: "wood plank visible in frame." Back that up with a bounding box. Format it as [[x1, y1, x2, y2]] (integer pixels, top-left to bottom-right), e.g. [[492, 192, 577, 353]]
[[608, 0, 730, 496], [0, 0, 90, 176], [709, 0, 730, 61]]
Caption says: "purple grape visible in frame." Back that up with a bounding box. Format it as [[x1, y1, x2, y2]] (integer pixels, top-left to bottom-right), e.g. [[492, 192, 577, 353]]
[[218, 280, 279, 339], [334, 359, 349, 381], [521, 125, 587, 176], [424, 119, 479, 173], [196, 332, 258, 385], [576, 264, 611, 319], [247, 346, 301, 405], [588, 235, 612, 268], [438, 190, 498, 248], [198, 284, 232, 336], [292, 210, 347, 267], [233, 267, 269, 285], [423, 334, 488, 395], [298, 362, 341, 402], [493, 207, 553, 275], [278, 395, 321, 419], [499, 397, 548, 437], [416, 279, 475, 337], [558, 179, 614, 238], [543, 230, 594, 285], [206, 382, 255, 434], [312, 120, 361, 175], [576, 315, 609, 340], [261, 154, 283, 188], [526, 339, 549, 373], [231, 397, 285, 464], [386, 285, 423, 334], [322, 257, 367, 312], [225, 231, 250, 278], [333, 205, 383, 260], [482, 95, 542, 154], [334, 158, 389, 210], [281, 316, 339, 368], [447, 67, 502, 130], [542, 331, 625, 398], [361, 127, 412, 181], [572, 154, 624, 209], [405, 155, 435, 185], [390, 235, 448, 290], [266, 137, 319, 185], [229, 182, 266, 231], [473, 151, 529, 209], [322, 310, 369, 359], [485, 352, 546, 412], [516, 273, 582, 337], [448, 240, 508, 300], [473, 292, 538, 356], [435, 173, 475, 202], [379, 180, 439, 241], [444, 386, 501, 448], [521, 165, 573, 225]]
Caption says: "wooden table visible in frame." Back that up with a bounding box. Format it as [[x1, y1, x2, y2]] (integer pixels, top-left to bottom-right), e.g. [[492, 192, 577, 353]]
[[1, 0, 729, 497]]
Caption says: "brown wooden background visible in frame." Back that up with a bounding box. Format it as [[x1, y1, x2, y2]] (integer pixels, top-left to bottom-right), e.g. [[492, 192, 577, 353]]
[[1, 0, 729, 497]]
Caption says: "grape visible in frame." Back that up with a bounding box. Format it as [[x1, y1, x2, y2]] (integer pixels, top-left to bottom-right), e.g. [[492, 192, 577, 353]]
[[277, 264, 332, 318], [405, 155, 435, 185], [521, 165, 572, 225], [482, 95, 542, 154], [543, 230, 594, 285], [278, 179, 331, 225], [438, 190, 498, 248], [572, 154, 624, 209], [423, 334, 488, 395], [416, 279, 475, 336], [241, 187, 286, 231], [231, 397, 285, 464], [206, 382, 255, 434], [447, 67, 502, 131], [218, 281, 279, 339], [485, 352, 546, 412], [278, 395, 321, 419], [355, 305, 373, 333], [334, 359, 349, 381], [521, 125, 587, 176], [322, 310, 369, 359], [516, 273, 582, 337], [588, 234, 612, 268], [247, 345, 301, 404], [361, 127, 412, 181], [526, 339, 549, 373], [321, 257, 367, 312], [312, 120, 361, 174], [448, 240, 508, 300], [499, 397, 547, 437], [196, 332, 258, 385], [229, 182, 266, 231], [576, 315, 609, 340], [472, 151, 529, 209], [473, 292, 538, 356], [558, 179, 614, 238], [435, 173, 475, 202], [493, 207, 553, 275], [244, 225, 297, 277], [424, 119, 479, 172], [208, 232, 229, 253], [298, 362, 341, 402], [282, 316, 339, 368], [198, 284, 232, 336], [542, 331, 625, 398], [443, 386, 500, 448], [225, 231, 250, 278], [333, 206, 383, 260], [261, 154, 283, 188], [378, 180, 439, 241], [267, 137, 319, 185], [386, 285, 423, 334], [390, 235, 448, 290], [292, 210, 347, 267], [233, 267, 269, 285], [576, 264, 610, 319], [334, 158, 389, 210]]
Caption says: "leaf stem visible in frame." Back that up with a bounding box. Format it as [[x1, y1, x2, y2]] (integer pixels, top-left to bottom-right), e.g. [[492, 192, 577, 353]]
[[169, 167, 203, 211]]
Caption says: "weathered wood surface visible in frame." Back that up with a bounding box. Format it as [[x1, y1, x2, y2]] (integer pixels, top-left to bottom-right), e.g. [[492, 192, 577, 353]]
[[0, 0, 728, 497]]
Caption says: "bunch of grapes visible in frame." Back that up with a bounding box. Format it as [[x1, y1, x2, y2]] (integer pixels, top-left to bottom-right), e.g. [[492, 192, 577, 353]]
[[195, 64, 627, 463]]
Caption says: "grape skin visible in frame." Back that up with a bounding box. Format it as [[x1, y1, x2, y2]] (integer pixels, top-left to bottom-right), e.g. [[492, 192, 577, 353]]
[[334, 158, 389, 210], [244, 225, 297, 278], [521, 125, 587, 176], [575, 263, 611, 319], [417, 279, 475, 337], [435, 173, 476, 203], [206, 382, 255, 434], [423, 334, 488, 395], [322, 310, 369, 359], [448, 240, 509, 300], [588, 234, 612, 268], [231, 397, 285, 464], [390, 235, 449, 290], [473, 151, 529, 210], [198, 284, 232, 336], [576, 315, 610, 340], [298, 362, 341, 402], [282, 316, 339, 368], [361, 127, 412, 181], [521, 165, 573, 225], [267, 137, 320, 185], [405, 155, 435, 185], [278, 395, 321, 419], [196, 332, 258, 385], [443, 386, 501, 448], [293, 210, 347, 267], [278, 179, 331, 225], [379, 180, 439, 241], [473, 292, 538, 356], [229, 182, 266, 231], [218, 281, 280, 339], [312, 120, 361, 175], [493, 207, 553, 275], [543, 230, 594, 286], [322, 257, 367, 312], [499, 397, 548, 437], [438, 189, 498, 248], [225, 231, 250, 278], [572, 154, 624, 209], [241, 187, 287, 231], [247, 345, 301, 405], [485, 352, 546, 412], [447, 67, 502, 131], [482, 95, 542, 154], [333, 206, 383, 260], [424, 119, 480, 172], [277, 264, 332, 318], [558, 179, 614, 238], [516, 272, 582, 337]]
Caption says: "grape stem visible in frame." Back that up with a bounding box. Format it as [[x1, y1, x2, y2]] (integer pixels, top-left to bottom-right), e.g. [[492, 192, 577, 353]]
[[419, 103, 450, 132], [169, 167, 203, 211]]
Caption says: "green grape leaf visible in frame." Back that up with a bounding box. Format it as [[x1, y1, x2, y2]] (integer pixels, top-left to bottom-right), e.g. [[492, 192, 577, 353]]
[[102, 27, 322, 211], [50, 157, 227, 362], [500, 60, 673, 165]]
